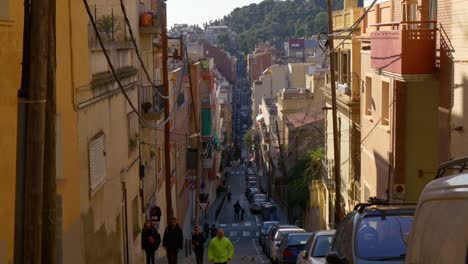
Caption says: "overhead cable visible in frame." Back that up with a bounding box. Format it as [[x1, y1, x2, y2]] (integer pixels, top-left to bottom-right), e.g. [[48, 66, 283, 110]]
[[119, 0, 169, 99]]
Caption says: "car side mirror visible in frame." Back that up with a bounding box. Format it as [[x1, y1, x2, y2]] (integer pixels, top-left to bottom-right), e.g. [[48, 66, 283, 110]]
[[326, 252, 343, 264]]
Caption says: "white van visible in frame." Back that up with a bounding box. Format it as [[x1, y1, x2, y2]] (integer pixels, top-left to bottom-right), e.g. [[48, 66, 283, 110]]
[[406, 157, 468, 264]]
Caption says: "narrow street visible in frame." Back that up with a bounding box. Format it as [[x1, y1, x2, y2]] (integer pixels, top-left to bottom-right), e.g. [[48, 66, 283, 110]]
[[212, 165, 269, 263]]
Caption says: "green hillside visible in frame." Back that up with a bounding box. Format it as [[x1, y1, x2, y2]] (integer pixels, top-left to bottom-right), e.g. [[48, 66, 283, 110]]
[[207, 0, 345, 54]]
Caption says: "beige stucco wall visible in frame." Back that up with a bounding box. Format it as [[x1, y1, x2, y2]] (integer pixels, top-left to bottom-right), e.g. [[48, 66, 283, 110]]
[[359, 60, 392, 201], [288, 63, 310, 88], [251, 65, 288, 120], [0, 1, 23, 262], [324, 98, 354, 213], [404, 80, 439, 202]]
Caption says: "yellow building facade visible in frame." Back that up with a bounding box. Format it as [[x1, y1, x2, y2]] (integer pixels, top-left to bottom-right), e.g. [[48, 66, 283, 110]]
[[0, 0, 23, 262]]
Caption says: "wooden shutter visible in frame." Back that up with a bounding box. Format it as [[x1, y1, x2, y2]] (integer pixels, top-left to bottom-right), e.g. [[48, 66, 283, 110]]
[[89, 133, 106, 195]]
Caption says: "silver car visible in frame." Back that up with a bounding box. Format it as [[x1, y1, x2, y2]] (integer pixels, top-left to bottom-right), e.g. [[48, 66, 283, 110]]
[[269, 228, 306, 262], [264, 225, 297, 255], [296, 230, 335, 264]]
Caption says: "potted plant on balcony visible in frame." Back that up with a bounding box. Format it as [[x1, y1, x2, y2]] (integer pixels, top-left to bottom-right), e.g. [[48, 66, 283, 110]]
[[142, 102, 152, 113], [140, 11, 153, 27]]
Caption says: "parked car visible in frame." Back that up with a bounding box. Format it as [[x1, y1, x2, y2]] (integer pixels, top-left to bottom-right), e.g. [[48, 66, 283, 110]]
[[259, 221, 279, 246], [246, 176, 257, 182], [250, 198, 266, 213], [270, 228, 306, 262], [406, 157, 468, 264], [276, 232, 313, 264], [296, 230, 335, 264], [248, 180, 257, 188], [326, 199, 415, 264], [261, 202, 278, 221], [264, 224, 298, 254], [252, 193, 267, 201]]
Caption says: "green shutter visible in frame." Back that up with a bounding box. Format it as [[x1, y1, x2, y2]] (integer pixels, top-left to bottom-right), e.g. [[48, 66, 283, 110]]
[[202, 109, 212, 136]]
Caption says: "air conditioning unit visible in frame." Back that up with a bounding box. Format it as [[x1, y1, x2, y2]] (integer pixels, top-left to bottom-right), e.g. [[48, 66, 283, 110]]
[[336, 82, 351, 95]]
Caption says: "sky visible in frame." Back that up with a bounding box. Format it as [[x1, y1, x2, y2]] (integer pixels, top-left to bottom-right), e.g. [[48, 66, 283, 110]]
[[167, 0, 264, 27]]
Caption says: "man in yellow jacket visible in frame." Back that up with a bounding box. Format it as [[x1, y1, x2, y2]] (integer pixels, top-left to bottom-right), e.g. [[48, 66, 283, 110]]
[[207, 229, 234, 264]]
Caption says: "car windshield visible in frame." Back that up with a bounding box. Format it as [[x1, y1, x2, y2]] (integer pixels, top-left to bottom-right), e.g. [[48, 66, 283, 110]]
[[262, 222, 277, 232], [356, 215, 413, 260], [288, 234, 311, 245], [276, 230, 303, 241], [311, 235, 333, 258]]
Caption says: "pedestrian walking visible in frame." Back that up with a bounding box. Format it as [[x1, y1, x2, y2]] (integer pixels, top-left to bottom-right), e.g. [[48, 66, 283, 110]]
[[233, 201, 241, 221], [162, 217, 184, 264], [210, 224, 217, 239], [192, 226, 206, 264], [227, 191, 232, 201], [141, 220, 161, 264], [208, 229, 234, 264], [240, 207, 245, 221], [203, 222, 210, 239]]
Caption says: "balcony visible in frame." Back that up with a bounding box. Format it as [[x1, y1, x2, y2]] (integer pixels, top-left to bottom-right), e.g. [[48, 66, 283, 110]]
[[370, 21, 436, 75], [140, 84, 164, 120], [139, 12, 162, 34]]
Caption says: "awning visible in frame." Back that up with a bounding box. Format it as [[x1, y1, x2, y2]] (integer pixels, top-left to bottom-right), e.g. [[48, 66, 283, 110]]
[[256, 114, 264, 121]]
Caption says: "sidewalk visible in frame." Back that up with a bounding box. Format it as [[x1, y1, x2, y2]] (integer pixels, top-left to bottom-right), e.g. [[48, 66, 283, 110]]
[[154, 193, 226, 264]]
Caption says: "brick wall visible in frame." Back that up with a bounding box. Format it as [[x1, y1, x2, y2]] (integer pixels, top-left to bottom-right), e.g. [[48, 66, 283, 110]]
[[203, 43, 236, 83]]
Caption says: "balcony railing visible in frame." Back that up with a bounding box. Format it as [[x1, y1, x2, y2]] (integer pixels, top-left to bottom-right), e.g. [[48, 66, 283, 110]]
[[370, 21, 436, 75], [139, 1, 164, 34], [140, 83, 164, 118]]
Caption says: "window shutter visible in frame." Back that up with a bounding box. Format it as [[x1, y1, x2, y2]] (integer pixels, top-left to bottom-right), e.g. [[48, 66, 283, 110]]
[[89, 134, 106, 195]]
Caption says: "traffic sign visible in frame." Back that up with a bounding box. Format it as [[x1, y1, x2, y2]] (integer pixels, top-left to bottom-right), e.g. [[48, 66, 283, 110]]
[[200, 202, 209, 211]]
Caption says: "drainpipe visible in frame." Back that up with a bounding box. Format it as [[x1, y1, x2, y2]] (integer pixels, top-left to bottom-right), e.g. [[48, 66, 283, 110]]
[[388, 82, 397, 201], [14, 1, 32, 262]]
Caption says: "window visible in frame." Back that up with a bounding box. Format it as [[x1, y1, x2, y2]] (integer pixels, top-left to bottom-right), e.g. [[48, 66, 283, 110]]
[[381, 81, 390, 125], [0, 0, 9, 20], [89, 132, 106, 195], [357, 215, 413, 259], [340, 51, 350, 85], [311, 235, 333, 258], [332, 52, 339, 82], [127, 112, 139, 154], [365, 76, 373, 116]]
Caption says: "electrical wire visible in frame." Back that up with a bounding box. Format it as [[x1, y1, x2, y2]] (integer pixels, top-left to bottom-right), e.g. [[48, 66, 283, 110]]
[[118, 0, 169, 99], [327, 0, 379, 54], [284, 55, 327, 152], [84, 0, 174, 129]]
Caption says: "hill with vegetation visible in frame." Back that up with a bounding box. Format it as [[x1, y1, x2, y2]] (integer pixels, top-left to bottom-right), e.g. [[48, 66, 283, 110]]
[[206, 0, 344, 54]]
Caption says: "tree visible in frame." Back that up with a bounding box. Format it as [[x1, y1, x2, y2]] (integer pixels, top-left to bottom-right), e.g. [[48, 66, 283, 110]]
[[217, 32, 230, 50], [286, 148, 324, 209], [206, 0, 333, 54], [243, 129, 254, 153]]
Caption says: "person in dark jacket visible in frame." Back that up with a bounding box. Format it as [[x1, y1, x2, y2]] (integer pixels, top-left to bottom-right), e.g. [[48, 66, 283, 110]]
[[141, 220, 161, 264], [233, 201, 241, 221], [210, 224, 217, 239], [192, 225, 206, 264], [203, 222, 210, 239], [163, 217, 184, 264]]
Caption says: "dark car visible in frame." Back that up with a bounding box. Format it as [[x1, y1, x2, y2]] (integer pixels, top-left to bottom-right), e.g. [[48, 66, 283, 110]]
[[264, 224, 299, 256], [326, 199, 415, 264], [276, 232, 313, 264], [259, 221, 279, 246]]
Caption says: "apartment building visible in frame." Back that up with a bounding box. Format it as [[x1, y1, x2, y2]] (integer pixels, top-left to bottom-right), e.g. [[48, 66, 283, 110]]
[[360, 0, 439, 202]]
